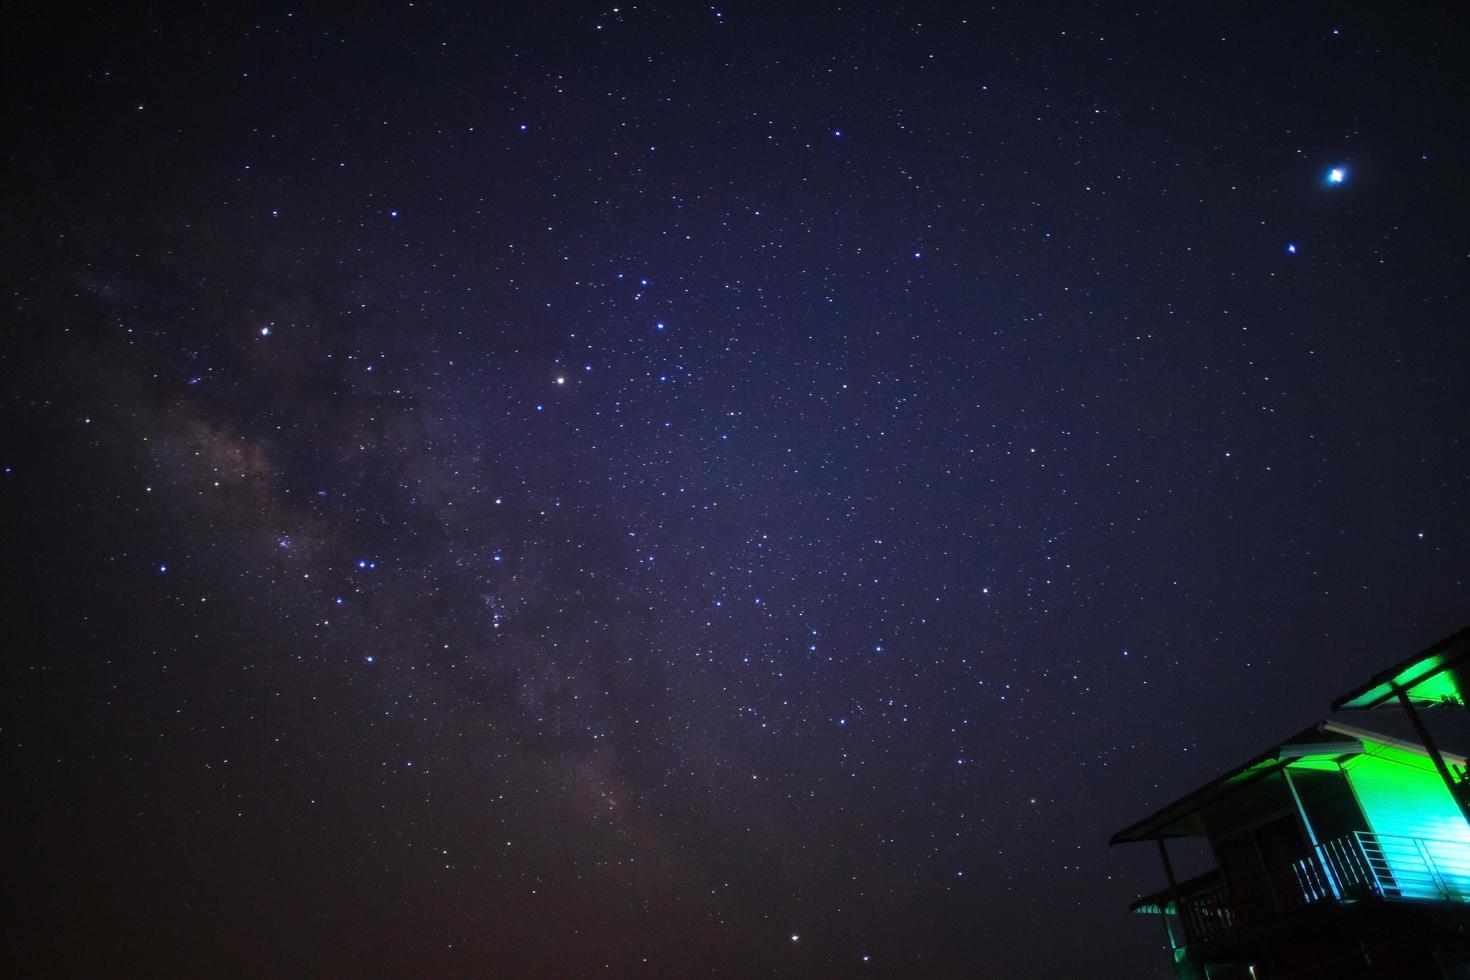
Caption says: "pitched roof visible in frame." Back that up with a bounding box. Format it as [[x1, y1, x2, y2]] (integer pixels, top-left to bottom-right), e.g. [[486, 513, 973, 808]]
[[1331, 625, 1470, 711], [1108, 720, 1462, 845]]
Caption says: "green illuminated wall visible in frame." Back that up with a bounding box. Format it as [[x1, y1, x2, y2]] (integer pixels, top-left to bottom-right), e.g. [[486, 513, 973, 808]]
[[1341, 741, 1470, 896]]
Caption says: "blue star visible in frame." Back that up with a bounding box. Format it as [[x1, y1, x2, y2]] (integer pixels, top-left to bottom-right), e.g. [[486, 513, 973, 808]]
[[1286, 243, 1297, 255], [1326, 167, 1346, 185]]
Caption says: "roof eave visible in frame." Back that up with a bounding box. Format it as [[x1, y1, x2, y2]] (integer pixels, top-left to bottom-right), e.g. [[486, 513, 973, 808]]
[[1331, 625, 1470, 711]]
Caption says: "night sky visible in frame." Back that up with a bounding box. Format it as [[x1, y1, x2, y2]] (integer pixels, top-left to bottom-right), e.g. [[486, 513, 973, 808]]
[[4, 3, 1469, 977]]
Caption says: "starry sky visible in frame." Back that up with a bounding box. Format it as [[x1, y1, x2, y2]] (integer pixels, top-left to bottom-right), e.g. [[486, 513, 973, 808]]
[[3, 3, 1469, 977]]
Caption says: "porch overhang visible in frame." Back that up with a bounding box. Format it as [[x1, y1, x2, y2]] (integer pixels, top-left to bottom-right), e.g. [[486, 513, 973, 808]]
[[1109, 723, 1368, 844], [1332, 625, 1470, 711]]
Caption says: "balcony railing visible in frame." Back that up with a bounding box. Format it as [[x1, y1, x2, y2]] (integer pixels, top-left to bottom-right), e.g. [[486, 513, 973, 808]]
[[1172, 831, 1470, 945], [1320, 831, 1470, 903]]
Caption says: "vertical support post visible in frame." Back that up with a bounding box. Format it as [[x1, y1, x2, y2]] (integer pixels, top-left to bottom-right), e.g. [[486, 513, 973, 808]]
[[1156, 835, 1195, 947], [1282, 766, 1342, 900], [1396, 688, 1470, 829], [1157, 903, 1177, 952]]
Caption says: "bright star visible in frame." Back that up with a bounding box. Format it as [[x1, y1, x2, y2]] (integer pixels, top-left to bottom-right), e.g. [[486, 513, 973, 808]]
[[1327, 167, 1346, 184], [1286, 243, 1297, 254]]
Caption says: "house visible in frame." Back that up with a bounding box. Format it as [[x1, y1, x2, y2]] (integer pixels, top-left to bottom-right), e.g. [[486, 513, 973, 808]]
[[1111, 627, 1470, 979]]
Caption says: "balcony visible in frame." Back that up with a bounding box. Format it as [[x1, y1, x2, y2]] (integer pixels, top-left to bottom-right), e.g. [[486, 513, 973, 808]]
[[1161, 832, 1470, 946], [1320, 831, 1470, 903]]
